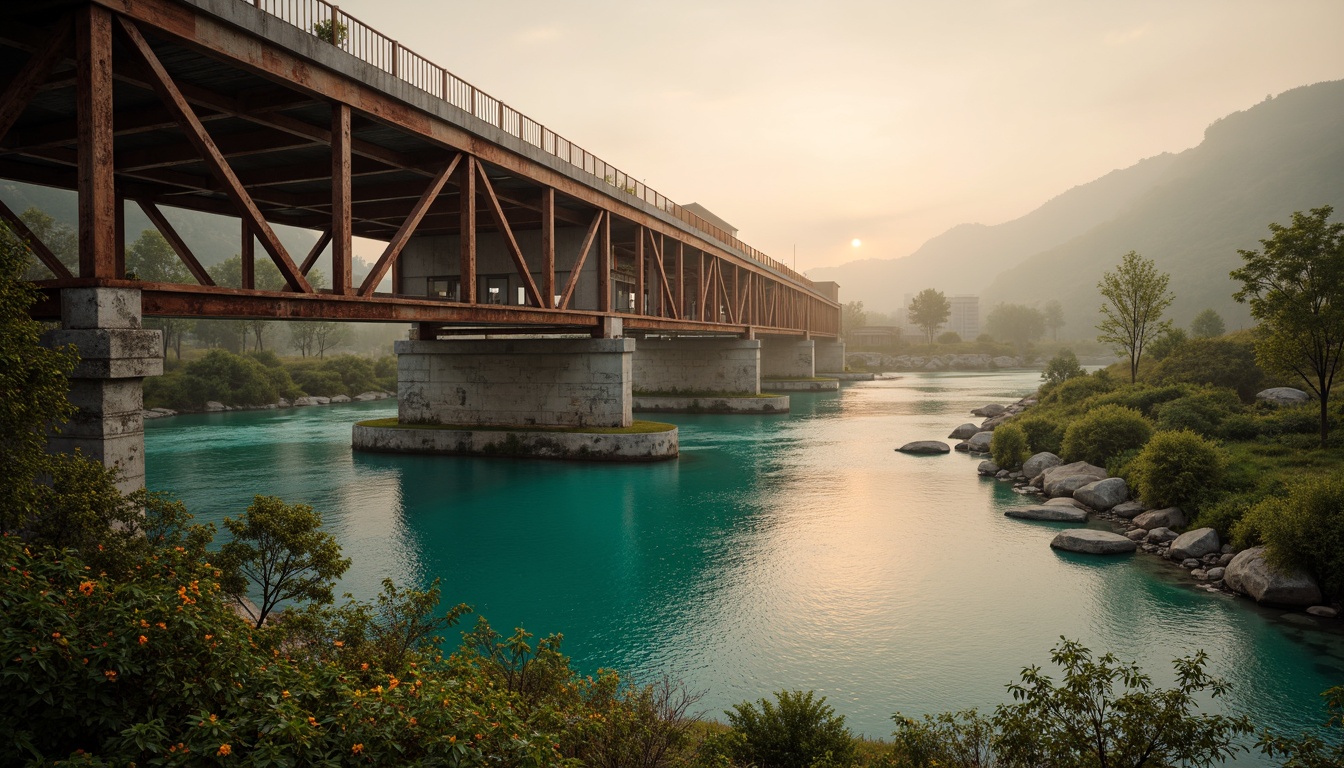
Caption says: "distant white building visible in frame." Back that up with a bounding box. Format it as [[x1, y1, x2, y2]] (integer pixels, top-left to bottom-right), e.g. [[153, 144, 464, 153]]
[[899, 293, 980, 340]]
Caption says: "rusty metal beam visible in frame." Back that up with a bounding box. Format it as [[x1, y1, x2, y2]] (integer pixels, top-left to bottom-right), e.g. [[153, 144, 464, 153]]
[[558, 210, 601, 311], [331, 102, 352, 295], [598, 210, 611, 312], [0, 196, 73, 279], [358, 153, 460, 297], [298, 228, 331, 277], [240, 219, 253, 288], [136, 199, 214, 285], [540, 187, 554, 308], [115, 129, 319, 172], [458, 155, 476, 303], [475, 161, 542, 307], [117, 18, 312, 292], [77, 5, 116, 279], [0, 19, 71, 145]]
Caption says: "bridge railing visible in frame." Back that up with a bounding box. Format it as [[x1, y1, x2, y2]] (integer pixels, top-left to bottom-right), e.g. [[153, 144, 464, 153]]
[[245, 0, 816, 291]]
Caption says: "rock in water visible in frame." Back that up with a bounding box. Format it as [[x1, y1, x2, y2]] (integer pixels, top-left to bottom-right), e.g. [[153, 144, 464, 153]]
[[897, 441, 951, 454], [1005, 506, 1088, 523], [966, 432, 994, 453], [1022, 452, 1062, 479], [1256, 387, 1310, 405], [977, 461, 1000, 475], [1111, 500, 1146, 519], [1223, 547, 1323, 607], [1145, 527, 1179, 544], [1169, 527, 1221, 560], [1073, 478, 1129, 511], [1041, 461, 1108, 497], [1042, 497, 1087, 510], [1133, 507, 1187, 531], [972, 403, 1007, 417], [1050, 529, 1138, 555], [949, 423, 982, 440]]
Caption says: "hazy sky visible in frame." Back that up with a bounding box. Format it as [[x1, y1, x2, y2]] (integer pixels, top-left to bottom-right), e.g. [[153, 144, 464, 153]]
[[328, 0, 1344, 273]]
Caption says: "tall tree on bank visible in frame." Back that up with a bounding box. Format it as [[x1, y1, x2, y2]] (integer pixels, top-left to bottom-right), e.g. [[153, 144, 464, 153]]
[[842, 300, 867, 338], [1043, 299, 1065, 341], [1231, 206, 1344, 447], [908, 288, 951, 346], [1190, 308, 1226, 339], [126, 229, 194, 359], [1096, 251, 1174, 383], [986, 303, 1046, 353]]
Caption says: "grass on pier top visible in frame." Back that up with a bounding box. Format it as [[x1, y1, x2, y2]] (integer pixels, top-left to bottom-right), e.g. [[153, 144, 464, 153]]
[[357, 418, 675, 435]]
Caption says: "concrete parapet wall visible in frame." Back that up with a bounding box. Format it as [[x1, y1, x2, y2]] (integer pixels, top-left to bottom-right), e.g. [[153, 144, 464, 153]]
[[760, 338, 815, 378], [396, 337, 633, 428], [632, 338, 760, 394], [815, 339, 846, 374], [352, 421, 677, 462], [633, 394, 788, 414]]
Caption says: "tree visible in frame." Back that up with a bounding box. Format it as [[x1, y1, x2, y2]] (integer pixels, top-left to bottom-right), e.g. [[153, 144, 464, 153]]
[[290, 321, 319, 357], [908, 288, 951, 346], [992, 639, 1253, 768], [1190, 308, 1226, 339], [1043, 299, 1065, 341], [725, 690, 855, 768], [985, 303, 1045, 352], [1147, 326, 1188, 362], [126, 229, 194, 358], [217, 495, 351, 628], [1096, 251, 1174, 383], [16, 206, 77, 279], [1041, 348, 1085, 388], [314, 321, 350, 358], [1231, 206, 1344, 447], [842, 300, 867, 337]]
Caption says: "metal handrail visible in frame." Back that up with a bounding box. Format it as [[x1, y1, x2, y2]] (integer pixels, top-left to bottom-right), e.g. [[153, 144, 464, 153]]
[[246, 0, 815, 290]]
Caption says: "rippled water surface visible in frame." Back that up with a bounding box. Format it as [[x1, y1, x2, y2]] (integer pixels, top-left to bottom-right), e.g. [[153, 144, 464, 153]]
[[145, 371, 1343, 761]]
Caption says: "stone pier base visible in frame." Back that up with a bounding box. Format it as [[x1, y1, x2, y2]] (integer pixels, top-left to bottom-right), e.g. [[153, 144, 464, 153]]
[[816, 339, 846, 375], [761, 338, 815, 379]]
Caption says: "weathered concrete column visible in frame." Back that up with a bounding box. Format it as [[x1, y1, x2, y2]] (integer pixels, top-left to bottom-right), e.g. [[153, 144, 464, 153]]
[[760, 338, 815, 379], [396, 338, 633, 428], [41, 287, 162, 495], [632, 338, 761, 394], [815, 339, 846, 374]]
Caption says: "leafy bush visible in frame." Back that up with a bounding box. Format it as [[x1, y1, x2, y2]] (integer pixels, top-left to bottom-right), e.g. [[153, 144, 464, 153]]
[[1218, 413, 1263, 441], [1146, 327, 1188, 362], [291, 367, 346, 397], [176, 350, 280, 407], [725, 690, 855, 768], [322, 355, 382, 395], [1240, 476, 1344, 598], [891, 709, 997, 768], [990, 423, 1030, 470], [1060, 405, 1153, 467], [1131, 430, 1228, 510], [1039, 349, 1084, 389], [1193, 494, 1258, 541], [1087, 383, 1193, 417], [1151, 388, 1243, 436], [1039, 372, 1115, 406], [1147, 334, 1266, 402], [1014, 414, 1065, 455]]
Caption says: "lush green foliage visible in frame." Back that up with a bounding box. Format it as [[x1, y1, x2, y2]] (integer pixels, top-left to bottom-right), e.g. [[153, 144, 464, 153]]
[[1233, 476, 1344, 598], [1191, 308, 1227, 339], [724, 690, 855, 768], [1039, 348, 1084, 388], [1060, 404, 1153, 467], [1151, 387, 1244, 437], [1096, 251, 1175, 383], [890, 710, 997, 768], [1039, 370, 1116, 406], [1147, 327, 1188, 362], [989, 423, 1030, 470], [1131, 429, 1228, 510], [1231, 206, 1344, 446], [985, 303, 1045, 352], [144, 350, 395, 409], [907, 288, 951, 346], [1147, 333, 1266, 401], [1012, 413, 1065, 455]]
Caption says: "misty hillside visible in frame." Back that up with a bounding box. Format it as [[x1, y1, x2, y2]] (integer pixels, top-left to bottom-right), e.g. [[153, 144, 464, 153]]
[[809, 151, 1178, 307], [813, 79, 1344, 337], [982, 79, 1344, 333]]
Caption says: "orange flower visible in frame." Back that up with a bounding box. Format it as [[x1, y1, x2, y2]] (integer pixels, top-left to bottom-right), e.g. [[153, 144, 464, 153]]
[[281, 690, 290, 698], [308, 716, 319, 727], [360, 663, 369, 671], [138, 635, 148, 645], [351, 744, 364, 754], [333, 640, 344, 648], [102, 670, 117, 680], [217, 744, 232, 756], [78, 581, 95, 596], [51, 632, 61, 639]]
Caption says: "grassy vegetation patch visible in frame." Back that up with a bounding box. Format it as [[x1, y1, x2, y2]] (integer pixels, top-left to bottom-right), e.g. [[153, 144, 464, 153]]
[[357, 417, 676, 435], [634, 390, 781, 399]]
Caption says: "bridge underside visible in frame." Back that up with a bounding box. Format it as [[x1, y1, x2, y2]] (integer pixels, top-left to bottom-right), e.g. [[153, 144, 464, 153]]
[[1, 0, 839, 340]]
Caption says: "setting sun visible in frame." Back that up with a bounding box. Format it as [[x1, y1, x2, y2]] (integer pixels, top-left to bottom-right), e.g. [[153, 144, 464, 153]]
[[851, 238, 862, 247]]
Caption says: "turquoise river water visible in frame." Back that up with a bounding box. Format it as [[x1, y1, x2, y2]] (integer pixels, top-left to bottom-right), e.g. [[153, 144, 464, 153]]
[[144, 370, 1342, 761]]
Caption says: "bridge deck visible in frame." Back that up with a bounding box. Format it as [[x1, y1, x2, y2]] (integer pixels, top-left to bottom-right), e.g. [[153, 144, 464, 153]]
[[0, 0, 839, 338]]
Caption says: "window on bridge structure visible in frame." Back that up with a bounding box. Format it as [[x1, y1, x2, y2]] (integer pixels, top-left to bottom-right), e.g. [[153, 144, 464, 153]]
[[427, 277, 461, 301], [613, 279, 634, 312], [485, 276, 508, 305]]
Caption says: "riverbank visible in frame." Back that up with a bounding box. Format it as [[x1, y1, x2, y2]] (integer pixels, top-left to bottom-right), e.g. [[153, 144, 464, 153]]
[[141, 389, 395, 419]]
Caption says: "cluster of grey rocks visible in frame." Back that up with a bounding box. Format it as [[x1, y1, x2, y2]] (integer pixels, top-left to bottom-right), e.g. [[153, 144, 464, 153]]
[[917, 395, 1340, 618], [140, 390, 394, 419], [848, 352, 1026, 372]]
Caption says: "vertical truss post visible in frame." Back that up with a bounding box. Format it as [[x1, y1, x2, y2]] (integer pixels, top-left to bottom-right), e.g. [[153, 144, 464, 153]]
[[634, 226, 645, 315], [697, 252, 706, 321], [598, 211, 611, 312], [674, 241, 684, 319], [331, 103, 352, 295], [241, 220, 254, 289], [76, 5, 116, 279], [459, 156, 476, 303], [114, 191, 125, 278], [540, 188, 555, 308]]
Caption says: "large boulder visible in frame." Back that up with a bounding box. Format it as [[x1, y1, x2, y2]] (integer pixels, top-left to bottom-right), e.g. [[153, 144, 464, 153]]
[[981, 413, 1014, 430], [1043, 497, 1087, 510], [205, 400, 227, 411], [1111, 500, 1146, 519], [1223, 547, 1323, 607], [1022, 452, 1062, 479], [1169, 528, 1221, 560], [949, 423, 983, 440], [1050, 529, 1138, 555], [1041, 462, 1108, 497], [1133, 507, 1188, 531], [1005, 506, 1088, 523], [972, 403, 1007, 417], [1073, 478, 1129, 511], [1256, 387, 1311, 406], [977, 460, 1000, 476], [966, 431, 994, 453], [897, 441, 951, 455], [1145, 527, 1179, 544]]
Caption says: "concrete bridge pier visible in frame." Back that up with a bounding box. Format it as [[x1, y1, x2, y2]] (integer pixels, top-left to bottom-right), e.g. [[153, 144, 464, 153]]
[[631, 337, 789, 413], [816, 339, 846, 375], [761, 338, 815, 379], [41, 288, 163, 495]]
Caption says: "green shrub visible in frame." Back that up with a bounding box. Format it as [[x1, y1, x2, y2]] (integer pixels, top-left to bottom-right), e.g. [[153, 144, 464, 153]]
[[990, 423, 1030, 470], [890, 709, 996, 768], [1060, 405, 1153, 467], [1087, 383, 1192, 417], [1039, 373, 1115, 406], [321, 354, 381, 395], [1193, 494, 1258, 541], [1014, 414, 1065, 455], [1039, 349, 1085, 390], [1218, 413, 1263, 441], [1241, 476, 1344, 598], [292, 368, 346, 397], [1151, 388, 1243, 437], [178, 349, 279, 407], [1106, 448, 1142, 484], [725, 690, 855, 768], [1147, 334, 1265, 402], [1131, 429, 1228, 510]]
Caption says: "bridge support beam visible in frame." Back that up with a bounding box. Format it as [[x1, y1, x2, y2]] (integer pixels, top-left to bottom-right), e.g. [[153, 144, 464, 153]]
[[41, 287, 163, 495], [815, 339, 846, 374], [760, 338, 815, 379], [632, 338, 761, 395], [396, 338, 633, 428]]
